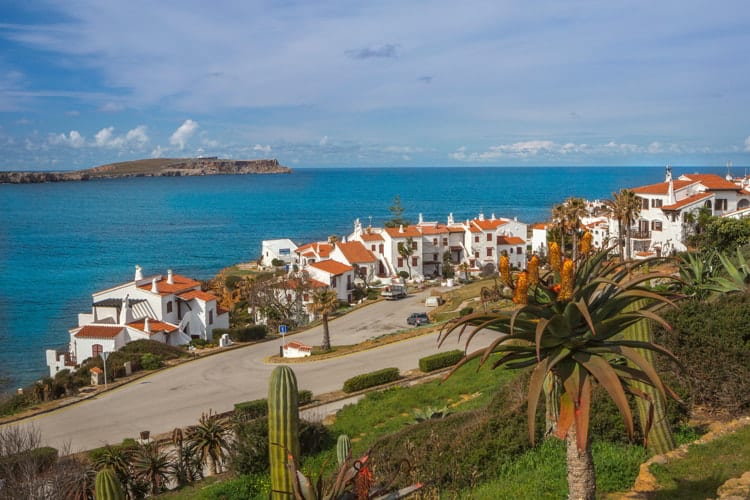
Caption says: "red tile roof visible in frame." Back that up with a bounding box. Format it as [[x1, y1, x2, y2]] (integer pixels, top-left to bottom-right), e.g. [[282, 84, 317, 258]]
[[631, 179, 695, 195], [284, 341, 312, 352], [296, 242, 333, 257], [179, 289, 218, 302], [336, 241, 377, 263], [309, 279, 329, 288], [497, 236, 526, 245], [74, 325, 124, 339], [662, 192, 712, 210], [471, 218, 508, 230], [308, 260, 353, 275], [138, 274, 201, 295], [127, 319, 179, 334], [217, 306, 229, 316], [447, 226, 466, 233], [680, 173, 740, 191], [384, 225, 422, 238], [418, 224, 449, 235], [360, 232, 384, 241], [532, 223, 549, 230]]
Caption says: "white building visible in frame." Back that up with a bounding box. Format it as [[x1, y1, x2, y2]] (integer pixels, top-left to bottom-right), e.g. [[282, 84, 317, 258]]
[[260, 238, 298, 268], [613, 168, 750, 257], [305, 259, 355, 303], [46, 266, 229, 377]]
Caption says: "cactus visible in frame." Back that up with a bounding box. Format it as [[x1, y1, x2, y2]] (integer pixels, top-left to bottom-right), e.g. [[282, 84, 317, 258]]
[[336, 434, 351, 466], [95, 467, 126, 500], [268, 365, 300, 499]]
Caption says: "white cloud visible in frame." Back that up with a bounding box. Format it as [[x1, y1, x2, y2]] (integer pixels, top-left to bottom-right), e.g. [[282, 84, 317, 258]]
[[745, 136, 750, 152], [151, 145, 164, 158], [49, 130, 85, 148], [99, 102, 124, 112], [94, 125, 149, 148], [319, 135, 328, 146], [253, 144, 272, 154], [169, 119, 198, 150]]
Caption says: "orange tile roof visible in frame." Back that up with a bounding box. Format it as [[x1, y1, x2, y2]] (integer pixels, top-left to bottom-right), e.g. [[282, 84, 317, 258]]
[[217, 306, 229, 316], [179, 289, 218, 302], [418, 224, 449, 235], [447, 226, 466, 233], [471, 218, 508, 230], [631, 179, 694, 195], [360, 232, 384, 241], [336, 241, 377, 263], [497, 236, 526, 245], [532, 223, 550, 230], [91, 367, 103, 374], [138, 274, 201, 295], [74, 325, 124, 339], [384, 225, 422, 238], [295, 242, 333, 257], [662, 192, 712, 210], [308, 260, 353, 275], [309, 279, 329, 288], [127, 318, 179, 334], [681, 173, 740, 190], [284, 341, 312, 352]]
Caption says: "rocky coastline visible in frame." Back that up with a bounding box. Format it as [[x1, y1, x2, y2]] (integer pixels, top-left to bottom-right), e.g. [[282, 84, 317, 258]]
[[0, 157, 292, 184]]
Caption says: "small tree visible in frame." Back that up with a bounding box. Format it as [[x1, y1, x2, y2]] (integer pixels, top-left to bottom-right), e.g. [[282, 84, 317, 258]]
[[384, 195, 410, 228], [186, 411, 230, 476], [398, 237, 416, 279], [310, 289, 339, 351]]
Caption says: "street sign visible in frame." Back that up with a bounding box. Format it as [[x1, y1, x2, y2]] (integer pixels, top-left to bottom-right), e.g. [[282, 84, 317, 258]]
[[279, 325, 288, 334]]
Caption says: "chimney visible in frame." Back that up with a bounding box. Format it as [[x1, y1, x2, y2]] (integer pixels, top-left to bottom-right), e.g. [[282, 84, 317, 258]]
[[418, 213, 424, 224], [491, 213, 496, 220], [167, 269, 174, 285], [151, 278, 158, 293], [399, 224, 404, 233], [478, 212, 485, 221], [144, 317, 150, 333], [119, 294, 133, 324], [447, 213, 454, 225], [134, 265, 143, 281]]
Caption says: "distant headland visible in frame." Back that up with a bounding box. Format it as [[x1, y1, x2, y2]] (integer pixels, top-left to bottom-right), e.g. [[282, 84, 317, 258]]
[[0, 157, 292, 184]]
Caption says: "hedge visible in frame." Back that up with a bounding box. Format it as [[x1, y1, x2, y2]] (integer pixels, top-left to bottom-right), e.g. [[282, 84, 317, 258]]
[[213, 325, 267, 342], [234, 390, 313, 420], [342, 368, 400, 393], [0, 446, 58, 475], [418, 350, 464, 373]]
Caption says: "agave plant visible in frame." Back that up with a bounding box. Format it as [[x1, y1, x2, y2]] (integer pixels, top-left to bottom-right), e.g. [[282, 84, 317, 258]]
[[438, 248, 683, 500]]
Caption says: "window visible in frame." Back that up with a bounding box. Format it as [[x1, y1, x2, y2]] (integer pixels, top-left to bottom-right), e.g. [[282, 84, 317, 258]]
[[92, 344, 103, 359], [652, 220, 663, 231], [411, 256, 418, 266], [166, 301, 173, 314], [509, 247, 513, 254], [474, 235, 480, 243], [442, 238, 448, 246], [474, 251, 479, 258], [378, 244, 384, 254], [209, 309, 214, 325], [397, 257, 404, 267], [651, 199, 663, 208], [331, 276, 337, 287], [433, 253, 438, 262], [486, 247, 493, 257], [411, 241, 418, 250], [433, 238, 438, 245], [347, 275, 352, 288], [517, 246, 523, 254], [371, 244, 376, 251], [303, 293, 309, 301], [640, 197, 649, 210], [716, 199, 728, 211]]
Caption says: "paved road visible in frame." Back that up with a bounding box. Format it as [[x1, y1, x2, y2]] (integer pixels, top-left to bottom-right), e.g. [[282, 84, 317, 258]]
[[14, 288, 492, 453]]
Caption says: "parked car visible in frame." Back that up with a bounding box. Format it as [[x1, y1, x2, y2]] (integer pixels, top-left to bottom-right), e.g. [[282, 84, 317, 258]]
[[407, 312, 430, 326]]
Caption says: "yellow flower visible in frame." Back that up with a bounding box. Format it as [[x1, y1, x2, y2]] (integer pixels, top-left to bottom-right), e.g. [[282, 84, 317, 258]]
[[549, 241, 561, 272], [513, 271, 529, 305], [528, 255, 540, 286], [500, 254, 511, 286], [580, 231, 593, 256], [558, 258, 575, 301]]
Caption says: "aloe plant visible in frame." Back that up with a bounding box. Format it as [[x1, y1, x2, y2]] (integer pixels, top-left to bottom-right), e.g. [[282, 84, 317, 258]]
[[94, 467, 125, 500], [439, 248, 683, 500], [268, 365, 300, 498]]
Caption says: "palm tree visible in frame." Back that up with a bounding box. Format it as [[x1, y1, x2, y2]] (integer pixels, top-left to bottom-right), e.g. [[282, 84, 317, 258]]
[[92, 444, 134, 491], [170, 427, 203, 486], [564, 197, 587, 262], [438, 249, 682, 499], [398, 237, 416, 278], [131, 442, 172, 495], [310, 288, 339, 351], [607, 189, 641, 261], [186, 411, 230, 476]]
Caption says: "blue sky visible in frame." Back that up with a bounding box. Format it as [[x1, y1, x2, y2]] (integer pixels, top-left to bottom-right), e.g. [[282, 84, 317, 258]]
[[1, 0, 749, 170]]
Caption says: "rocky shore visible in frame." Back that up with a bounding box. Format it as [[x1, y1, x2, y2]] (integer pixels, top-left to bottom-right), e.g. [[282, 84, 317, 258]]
[[0, 157, 292, 184]]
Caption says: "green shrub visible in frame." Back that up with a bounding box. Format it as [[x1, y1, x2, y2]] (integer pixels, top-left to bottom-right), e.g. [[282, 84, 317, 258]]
[[459, 306, 474, 317], [197, 472, 270, 499], [0, 393, 32, 417], [234, 399, 268, 421], [189, 338, 208, 348], [398, 271, 409, 280], [0, 446, 58, 476], [342, 368, 400, 393], [653, 294, 750, 414], [119, 339, 186, 360], [140, 353, 162, 370], [298, 390, 313, 405], [418, 350, 464, 373], [228, 325, 267, 342]]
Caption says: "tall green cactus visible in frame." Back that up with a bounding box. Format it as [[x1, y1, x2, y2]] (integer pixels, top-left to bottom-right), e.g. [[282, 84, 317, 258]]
[[336, 434, 351, 466], [268, 365, 300, 499], [95, 467, 126, 500]]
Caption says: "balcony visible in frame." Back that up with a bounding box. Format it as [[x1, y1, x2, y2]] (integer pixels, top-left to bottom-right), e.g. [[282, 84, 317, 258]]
[[630, 230, 651, 240]]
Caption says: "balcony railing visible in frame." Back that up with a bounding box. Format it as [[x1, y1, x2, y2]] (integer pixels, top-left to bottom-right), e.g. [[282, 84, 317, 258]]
[[630, 230, 651, 240]]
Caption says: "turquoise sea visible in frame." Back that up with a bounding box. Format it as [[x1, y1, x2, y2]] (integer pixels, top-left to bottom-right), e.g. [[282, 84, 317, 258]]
[[0, 166, 726, 390]]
